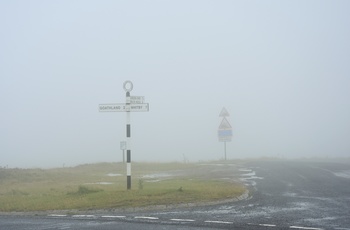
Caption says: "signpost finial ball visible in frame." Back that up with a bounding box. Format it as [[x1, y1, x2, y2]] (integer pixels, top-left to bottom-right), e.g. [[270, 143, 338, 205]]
[[123, 81, 133, 92]]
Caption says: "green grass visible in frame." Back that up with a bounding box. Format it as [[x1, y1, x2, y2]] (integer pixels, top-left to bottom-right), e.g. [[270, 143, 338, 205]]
[[0, 162, 245, 212]]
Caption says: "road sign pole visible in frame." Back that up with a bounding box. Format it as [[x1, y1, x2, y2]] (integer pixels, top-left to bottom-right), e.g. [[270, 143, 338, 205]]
[[126, 91, 131, 190], [224, 141, 227, 161], [120, 141, 126, 163]]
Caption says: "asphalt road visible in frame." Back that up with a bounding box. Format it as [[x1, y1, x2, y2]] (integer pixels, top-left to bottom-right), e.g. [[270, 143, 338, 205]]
[[1, 159, 350, 229]]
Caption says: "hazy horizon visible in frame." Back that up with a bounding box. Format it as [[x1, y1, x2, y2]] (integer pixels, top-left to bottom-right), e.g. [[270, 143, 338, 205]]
[[1, 1, 350, 168]]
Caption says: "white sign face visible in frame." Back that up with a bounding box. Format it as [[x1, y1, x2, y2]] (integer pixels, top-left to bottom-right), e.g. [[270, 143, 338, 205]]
[[129, 103, 149, 112], [218, 117, 232, 130], [219, 107, 230, 117], [99, 104, 125, 112], [130, 96, 144, 104], [120, 141, 127, 150], [218, 136, 232, 142], [99, 103, 149, 112]]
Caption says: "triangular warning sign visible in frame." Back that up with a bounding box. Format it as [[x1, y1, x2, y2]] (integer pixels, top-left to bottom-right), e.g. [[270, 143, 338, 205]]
[[219, 107, 230, 117], [218, 117, 232, 130]]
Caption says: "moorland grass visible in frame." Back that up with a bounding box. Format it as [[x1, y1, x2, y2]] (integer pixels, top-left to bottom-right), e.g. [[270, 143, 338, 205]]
[[0, 162, 245, 212]]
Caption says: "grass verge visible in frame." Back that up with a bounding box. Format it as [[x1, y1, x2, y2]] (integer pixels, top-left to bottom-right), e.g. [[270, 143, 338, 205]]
[[0, 162, 245, 212]]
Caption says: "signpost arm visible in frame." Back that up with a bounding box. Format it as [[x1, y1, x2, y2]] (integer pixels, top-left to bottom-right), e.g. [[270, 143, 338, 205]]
[[126, 91, 131, 190]]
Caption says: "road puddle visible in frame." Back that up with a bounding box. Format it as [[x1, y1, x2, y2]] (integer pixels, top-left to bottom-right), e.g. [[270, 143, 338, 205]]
[[239, 168, 264, 186], [84, 182, 114, 185], [333, 170, 350, 179]]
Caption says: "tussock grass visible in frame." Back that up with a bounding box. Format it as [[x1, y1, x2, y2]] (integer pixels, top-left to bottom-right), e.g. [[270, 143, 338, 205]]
[[0, 162, 245, 212]]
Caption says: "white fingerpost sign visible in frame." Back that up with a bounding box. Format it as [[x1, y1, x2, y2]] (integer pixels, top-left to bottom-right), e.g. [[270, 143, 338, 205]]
[[130, 96, 145, 104], [99, 103, 149, 112], [99, 81, 149, 190]]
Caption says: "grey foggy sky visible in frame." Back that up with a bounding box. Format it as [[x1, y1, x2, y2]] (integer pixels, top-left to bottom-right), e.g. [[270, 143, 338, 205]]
[[1, 1, 350, 168]]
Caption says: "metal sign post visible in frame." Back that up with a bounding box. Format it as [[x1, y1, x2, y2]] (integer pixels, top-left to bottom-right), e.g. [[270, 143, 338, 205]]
[[218, 107, 232, 160], [99, 81, 149, 190], [120, 141, 126, 163]]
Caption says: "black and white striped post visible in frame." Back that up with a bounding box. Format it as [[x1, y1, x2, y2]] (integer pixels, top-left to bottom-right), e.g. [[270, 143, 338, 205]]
[[99, 81, 149, 190], [124, 81, 133, 190]]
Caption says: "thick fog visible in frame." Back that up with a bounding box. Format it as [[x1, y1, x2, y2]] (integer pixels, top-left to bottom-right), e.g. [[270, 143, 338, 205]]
[[1, 1, 350, 168]]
